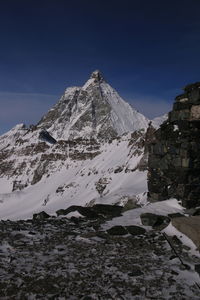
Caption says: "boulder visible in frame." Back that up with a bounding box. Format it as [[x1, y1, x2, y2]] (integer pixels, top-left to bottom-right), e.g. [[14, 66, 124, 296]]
[[195, 264, 200, 276], [92, 204, 123, 217], [128, 266, 143, 277], [33, 211, 50, 221], [107, 225, 128, 235], [56, 205, 100, 219], [168, 213, 185, 219], [140, 213, 170, 229], [192, 208, 200, 216], [172, 216, 200, 249], [125, 225, 146, 236], [122, 199, 140, 212], [39, 130, 57, 144], [114, 166, 123, 173]]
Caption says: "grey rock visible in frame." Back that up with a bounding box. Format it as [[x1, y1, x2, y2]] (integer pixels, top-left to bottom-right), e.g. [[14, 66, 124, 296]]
[[56, 205, 100, 219], [195, 264, 200, 276], [140, 213, 170, 229], [33, 211, 50, 220], [125, 225, 146, 235], [193, 208, 200, 216], [168, 213, 185, 219], [128, 267, 143, 277], [91, 204, 123, 217], [107, 225, 128, 235], [148, 81, 200, 208], [172, 216, 200, 249]]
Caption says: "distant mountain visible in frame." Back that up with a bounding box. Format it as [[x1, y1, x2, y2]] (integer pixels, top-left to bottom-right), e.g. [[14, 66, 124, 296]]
[[37, 70, 149, 140], [0, 71, 151, 219]]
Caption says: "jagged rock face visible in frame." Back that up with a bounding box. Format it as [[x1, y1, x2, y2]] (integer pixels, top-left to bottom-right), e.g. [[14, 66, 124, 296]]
[[37, 70, 149, 140], [148, 81, 200, 208], [0, 128, 147, 220]]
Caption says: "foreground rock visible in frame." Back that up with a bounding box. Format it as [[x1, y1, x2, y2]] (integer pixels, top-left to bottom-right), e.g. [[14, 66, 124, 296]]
[[148, 81, 200, 208], [0, 216, 199, 299], [56, 204, 123, 220], [140, 213, 170, 229], [172, 215, 200, 249], [56, 205, 100, 219]]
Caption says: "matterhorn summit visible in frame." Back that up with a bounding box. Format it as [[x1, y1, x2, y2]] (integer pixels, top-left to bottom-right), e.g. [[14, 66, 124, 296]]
[[37, 70, 149, 140], [0, 71, 151, 220]]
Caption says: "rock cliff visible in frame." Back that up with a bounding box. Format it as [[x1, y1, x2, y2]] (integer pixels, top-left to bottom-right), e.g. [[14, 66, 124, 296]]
[[148, 81, 200, 208]]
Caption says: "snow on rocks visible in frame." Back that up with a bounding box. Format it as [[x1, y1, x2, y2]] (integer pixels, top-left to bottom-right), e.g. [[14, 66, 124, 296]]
[[0, 213, 199, 299], [0, 132, 147, 220]]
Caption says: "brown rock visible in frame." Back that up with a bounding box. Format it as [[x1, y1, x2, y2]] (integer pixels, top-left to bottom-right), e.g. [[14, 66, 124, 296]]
[[172, 216, 200, 249]]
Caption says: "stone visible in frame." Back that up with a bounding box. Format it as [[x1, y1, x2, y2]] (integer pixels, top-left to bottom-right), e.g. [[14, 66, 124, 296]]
[[114, 166, 123, 173], [122, 198, 140, 212], [39, 129, 57, 144], [192, 208, 200, 216], [91, 204, 123, 217], [77, 207, 100, 219], [172, 216, 200, 249], [33, 211, 50, 220], [125, 225, 146, 235], [107, 225, 128, 235], [56, 205, 100, 219], [128, 267, 143, 277], [168, 213, 185, 219], [195, 264, 200, 276], [140, 213, 170, 229]]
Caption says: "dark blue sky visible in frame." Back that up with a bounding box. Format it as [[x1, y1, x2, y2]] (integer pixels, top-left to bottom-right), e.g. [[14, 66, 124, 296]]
[[1, 0, 200, 134]]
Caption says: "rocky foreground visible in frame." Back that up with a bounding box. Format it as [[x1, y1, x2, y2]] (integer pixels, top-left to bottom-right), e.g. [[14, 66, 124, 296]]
[[0, 212, 200, 300]]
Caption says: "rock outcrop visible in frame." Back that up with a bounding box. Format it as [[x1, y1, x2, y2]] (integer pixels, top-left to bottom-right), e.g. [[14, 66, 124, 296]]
[[148, 81, 200, 208]]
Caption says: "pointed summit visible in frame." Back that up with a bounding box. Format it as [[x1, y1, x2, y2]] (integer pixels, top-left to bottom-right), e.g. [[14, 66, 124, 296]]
[[90, 70, 104, 82], [37, 71, 149, 140]]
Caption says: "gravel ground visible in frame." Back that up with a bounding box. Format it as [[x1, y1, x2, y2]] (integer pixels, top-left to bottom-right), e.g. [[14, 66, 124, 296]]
[[0, 217, 200, 300]]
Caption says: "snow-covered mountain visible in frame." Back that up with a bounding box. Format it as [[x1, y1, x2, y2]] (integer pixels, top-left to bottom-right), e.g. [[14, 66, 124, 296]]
[[0, 71, 151, 219], [37, 70, 149, 140]]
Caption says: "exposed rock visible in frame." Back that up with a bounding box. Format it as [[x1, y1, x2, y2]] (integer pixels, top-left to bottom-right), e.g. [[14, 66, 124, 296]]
[[122, 198, 140, 212], [125, 225, 146, 235], [95, 177, 111, 197], [195, 264, 200, 276], [33, 211, 50, 220], [128, 266, 143, 276], [168, 213, 185, 219], [172, 215, 200, 249], [107, 225, 128, 235], [12, 180, 27, 191], [114, 166, 123, 173], [140, 213, 170, 229], [193, 208, 200, 216], [56, 205, 100, 219], [91, 204, 123, 217], [148, 81, 200, 208]]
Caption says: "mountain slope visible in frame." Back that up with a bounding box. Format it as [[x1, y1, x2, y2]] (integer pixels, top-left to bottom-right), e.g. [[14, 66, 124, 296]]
[[37, 70, 149, 140], [0, 132, 147, 220]]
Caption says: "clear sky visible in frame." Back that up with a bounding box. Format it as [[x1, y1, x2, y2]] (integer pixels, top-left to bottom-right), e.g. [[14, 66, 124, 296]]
[[1, 0, 200, 134]]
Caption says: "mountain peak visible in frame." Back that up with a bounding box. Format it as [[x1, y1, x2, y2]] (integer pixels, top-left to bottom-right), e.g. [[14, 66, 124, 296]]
[[90, 70, 104, 82], [37, 71, 149, 140]]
